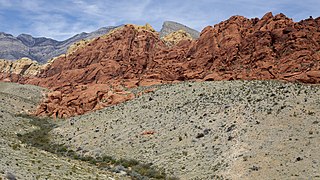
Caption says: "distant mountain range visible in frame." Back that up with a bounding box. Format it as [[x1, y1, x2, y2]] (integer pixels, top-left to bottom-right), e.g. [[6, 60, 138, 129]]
[[0, 26, 119, 63], [0, 22, 200, 63]]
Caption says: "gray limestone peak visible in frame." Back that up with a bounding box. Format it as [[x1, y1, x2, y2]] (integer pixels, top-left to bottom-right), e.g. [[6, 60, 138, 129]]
[[160, 21, 200, 39]]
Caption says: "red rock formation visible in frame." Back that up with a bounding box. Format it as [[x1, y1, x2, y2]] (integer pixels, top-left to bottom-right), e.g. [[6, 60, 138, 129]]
[[6, 13, 319, 118], [26, 24, 167, 118], [184, 13, 320, 82]]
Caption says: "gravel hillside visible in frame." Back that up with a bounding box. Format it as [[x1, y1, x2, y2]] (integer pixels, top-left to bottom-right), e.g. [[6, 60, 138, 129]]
[[52, 80, 320, 179], [0, 82, 127, 180]]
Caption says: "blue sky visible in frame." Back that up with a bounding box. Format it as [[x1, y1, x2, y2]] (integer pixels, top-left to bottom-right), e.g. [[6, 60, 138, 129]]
[[0, 0, 319, 40]]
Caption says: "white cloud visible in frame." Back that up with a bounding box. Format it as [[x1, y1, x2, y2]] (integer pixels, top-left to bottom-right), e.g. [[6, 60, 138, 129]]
[[71, 0, 103, 17]]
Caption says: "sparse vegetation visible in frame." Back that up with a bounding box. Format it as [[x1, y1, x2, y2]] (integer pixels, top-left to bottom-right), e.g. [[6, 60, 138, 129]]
[[15, 113, 177, 179], [2, 81, 320, 179]]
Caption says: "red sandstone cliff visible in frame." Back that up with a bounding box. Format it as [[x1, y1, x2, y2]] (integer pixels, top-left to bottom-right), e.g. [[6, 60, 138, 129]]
[[2, 13, 319, 118]]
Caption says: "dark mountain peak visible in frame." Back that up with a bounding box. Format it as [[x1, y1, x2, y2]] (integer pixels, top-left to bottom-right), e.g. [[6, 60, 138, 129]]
[[17, 34, 35, 47], [17, 33, 33, 38], [33, 37, 58, 46], [0, 32, 14, 38]]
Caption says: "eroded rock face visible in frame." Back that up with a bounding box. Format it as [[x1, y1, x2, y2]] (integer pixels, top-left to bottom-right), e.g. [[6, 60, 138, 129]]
[[12, 13, 320, 117], [25, 24, 166, 118], [0, 58, 44, 82], [187, 13, 320, 82]]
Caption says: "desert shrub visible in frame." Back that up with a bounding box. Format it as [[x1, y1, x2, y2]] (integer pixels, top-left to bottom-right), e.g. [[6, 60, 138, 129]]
[[116, 158, 139, 168], [132, 163, 166, 179], [102, 155, 116, 164]]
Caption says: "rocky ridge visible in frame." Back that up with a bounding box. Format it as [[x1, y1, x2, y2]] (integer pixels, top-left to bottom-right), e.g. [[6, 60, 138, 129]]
[[0, 26, 119, 63], [1, 12, 320, 118], [0, 21, 199, 63]]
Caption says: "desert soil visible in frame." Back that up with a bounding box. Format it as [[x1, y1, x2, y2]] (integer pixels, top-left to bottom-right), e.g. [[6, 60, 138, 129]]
[[51, 80, 320, 180], [0, 82, 127, 180]]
